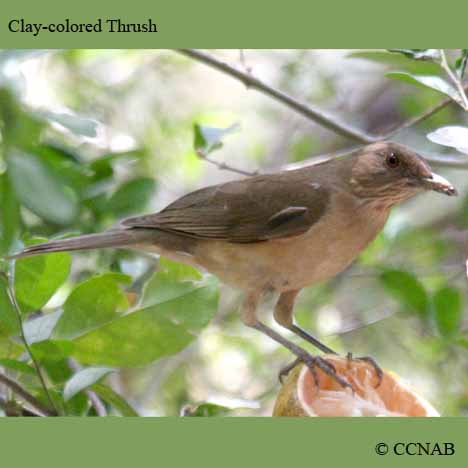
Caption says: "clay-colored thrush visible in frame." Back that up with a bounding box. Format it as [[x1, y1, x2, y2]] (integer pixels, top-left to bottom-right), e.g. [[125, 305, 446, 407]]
[[11, 141, 457, 388]]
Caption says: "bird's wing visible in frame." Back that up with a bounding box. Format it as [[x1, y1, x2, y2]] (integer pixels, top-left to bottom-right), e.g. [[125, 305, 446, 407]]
[[122, 173, 330, 243]]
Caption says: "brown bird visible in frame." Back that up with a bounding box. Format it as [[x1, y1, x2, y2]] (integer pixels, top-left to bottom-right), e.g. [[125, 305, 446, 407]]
[[10, 141, 457, 388]]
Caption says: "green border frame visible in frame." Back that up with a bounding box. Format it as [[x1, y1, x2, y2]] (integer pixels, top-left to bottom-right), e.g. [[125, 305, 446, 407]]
[[1, 1, 468, 466]]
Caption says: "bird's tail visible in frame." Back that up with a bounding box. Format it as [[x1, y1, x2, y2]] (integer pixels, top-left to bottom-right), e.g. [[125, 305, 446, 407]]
[[6, 229, 156, 260]]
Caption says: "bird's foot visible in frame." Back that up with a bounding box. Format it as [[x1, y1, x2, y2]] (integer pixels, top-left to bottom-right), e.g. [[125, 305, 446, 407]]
[[346, 352, 383, 388], [279, 353, 353, 392]]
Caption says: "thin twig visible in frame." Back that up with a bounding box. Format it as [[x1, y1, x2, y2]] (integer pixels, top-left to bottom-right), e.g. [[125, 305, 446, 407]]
[[0, 372, 56, 416], [178, 49, 373, 144], [195, 149, 259, 176], [0, 394, 41, 416], [4, 269, 59, 416], [440, 49, 468, 110], [239, 50, 252, 74]]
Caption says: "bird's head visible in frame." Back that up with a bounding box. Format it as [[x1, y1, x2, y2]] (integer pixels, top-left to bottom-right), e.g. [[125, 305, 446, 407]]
[[349, 141, 457, 205]]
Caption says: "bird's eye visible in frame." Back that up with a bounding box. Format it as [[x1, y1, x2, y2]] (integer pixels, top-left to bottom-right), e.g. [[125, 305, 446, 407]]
[[386, 153, 400, 169]]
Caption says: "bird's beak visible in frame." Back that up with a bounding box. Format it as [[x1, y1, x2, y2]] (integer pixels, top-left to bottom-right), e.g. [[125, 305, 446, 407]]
[[422, 172, 458, 196]]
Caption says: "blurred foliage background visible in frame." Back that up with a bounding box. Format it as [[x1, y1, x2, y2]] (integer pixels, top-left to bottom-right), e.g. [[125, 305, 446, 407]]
[[0, 49, 467, 417]]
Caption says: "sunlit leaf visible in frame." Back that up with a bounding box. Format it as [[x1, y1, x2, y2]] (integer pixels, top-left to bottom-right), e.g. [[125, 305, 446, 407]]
[[37, 110, 98, 137], [386, 72, 462, 106], [22, 310, 63, 344], [379, 269, 429, 316], [64, 366, 115, 401], [388, 49, 441, 62], [427, 126, 468, 155], [14, 241, 71, 314], [92, 383, 139, 416], [72, 278, 219, 367], [193, 123, 239, 155], [53, 273, 131, 340], [8, 150, 79, 225], [141, 260, 203, 308], [347, 51, 441, 74], [433, 286, 462, 338], [29, 339, 74, 360], [0, 358, 35, 374]]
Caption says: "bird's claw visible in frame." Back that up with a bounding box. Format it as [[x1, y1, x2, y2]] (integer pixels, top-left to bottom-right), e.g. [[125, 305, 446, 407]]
[[303, 355, 352, 391], [278, 354, 352, 392], [346, 352, 383, 388]]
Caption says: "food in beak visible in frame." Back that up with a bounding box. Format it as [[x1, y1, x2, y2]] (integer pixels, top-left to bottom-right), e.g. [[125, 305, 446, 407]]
[[423, 173, 458, 196]]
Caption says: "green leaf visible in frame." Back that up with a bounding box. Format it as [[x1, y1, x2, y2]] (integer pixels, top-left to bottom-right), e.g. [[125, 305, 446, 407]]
[[23, 310, 63, 344], [0, 173, 20, 255], [29, 340, 74, 360], [92, 383, 139, 416], [37, 110, 98, 137], [72, 277, 219, 367], [182, 402, 231, 417], [53, 273, 131, 340], [141, 260, 203, 308], [379, 269, 429, 316], [0, 275, 19, 336], [433, 286, 462, 338], [14, 242, 71, 314], [427, 126, 468, 155], [0, 358, 35, 374], [8, 150, 79, 225], [388, 49, 441, 62], [347, 51, 441, 74], [63, 366, 115, 401], [455, 336, 468, 348], [34, 144, 91, 192], [193, 123, 239, 156], [386, 72, 462, 106], [108, 177, 156, 217], [455, 49, 468, 79]]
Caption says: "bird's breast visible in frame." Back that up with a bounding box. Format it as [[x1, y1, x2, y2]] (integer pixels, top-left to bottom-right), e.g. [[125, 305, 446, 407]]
[[194, 192, 390, 292]]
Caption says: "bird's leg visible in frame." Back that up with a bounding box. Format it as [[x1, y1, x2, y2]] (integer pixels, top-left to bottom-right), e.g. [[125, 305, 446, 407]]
[[274, 290, 383, 386], [274, 290, 337, 353], [240, 292, 352, 391]]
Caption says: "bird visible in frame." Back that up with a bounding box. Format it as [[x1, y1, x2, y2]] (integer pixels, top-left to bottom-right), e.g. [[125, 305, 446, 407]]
[[9, 141, 457, 389]]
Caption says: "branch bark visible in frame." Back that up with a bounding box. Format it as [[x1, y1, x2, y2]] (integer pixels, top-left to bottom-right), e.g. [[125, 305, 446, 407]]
[[0, 373, 56, 416], [177, 49, 373, 144]]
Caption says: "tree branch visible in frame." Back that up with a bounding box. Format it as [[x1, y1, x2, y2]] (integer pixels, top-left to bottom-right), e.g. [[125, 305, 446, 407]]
[[0, 373, 56, 416], [177, 49, 468, 169], [176, 49, 468, 142], [177, 49, 373, 144], [0, 394, 41, 416], [195, 149, 258, 176]]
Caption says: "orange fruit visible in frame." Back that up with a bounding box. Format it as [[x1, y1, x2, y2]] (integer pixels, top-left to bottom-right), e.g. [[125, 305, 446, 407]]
[[273, 355, 439, 417]]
